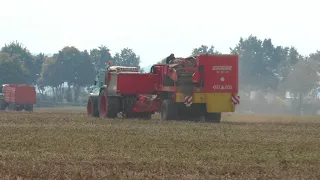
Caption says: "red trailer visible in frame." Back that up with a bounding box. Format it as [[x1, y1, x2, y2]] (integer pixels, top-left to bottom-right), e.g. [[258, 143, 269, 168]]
[[1, 84, 36, 111]]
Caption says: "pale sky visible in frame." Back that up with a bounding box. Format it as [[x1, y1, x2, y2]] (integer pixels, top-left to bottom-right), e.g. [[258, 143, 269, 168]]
[[0, 0, 319, 68]]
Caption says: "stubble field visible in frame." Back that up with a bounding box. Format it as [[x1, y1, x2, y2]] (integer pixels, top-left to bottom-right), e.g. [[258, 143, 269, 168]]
[[0, 107, 319, 179]]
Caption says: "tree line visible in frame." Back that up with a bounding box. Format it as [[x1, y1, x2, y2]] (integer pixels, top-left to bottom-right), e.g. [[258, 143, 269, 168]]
[[0, 35, 319, 104]]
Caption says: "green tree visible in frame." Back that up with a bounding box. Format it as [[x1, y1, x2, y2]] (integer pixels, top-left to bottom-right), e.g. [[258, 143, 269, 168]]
[[230, 35, 283, 91], [284, 58, 318, 95], [73, 50, 95, 102], [55, 46, 82, 102], [1, 41, 39, 85], [0, 52, 28, 85], [191, 45, 220, 56], [157, 58, 166, 64], [40, 57, 64, 101], [113, 48, 141, 68], [281, 58, 319, 114], [90, 45, 112, 72]]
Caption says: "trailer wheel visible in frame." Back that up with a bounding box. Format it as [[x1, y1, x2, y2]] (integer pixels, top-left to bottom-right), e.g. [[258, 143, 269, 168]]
[[205, 113, 221, 123], [87, 96, 99, 117], [160, 100, 177, 121]]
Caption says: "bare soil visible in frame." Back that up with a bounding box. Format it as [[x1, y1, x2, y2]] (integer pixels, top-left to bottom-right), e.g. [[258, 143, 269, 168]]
[[0, 110, 319, 179]]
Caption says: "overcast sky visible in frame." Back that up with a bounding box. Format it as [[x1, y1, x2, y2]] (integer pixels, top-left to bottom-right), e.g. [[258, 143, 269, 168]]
[[0, 0, 318, 68]]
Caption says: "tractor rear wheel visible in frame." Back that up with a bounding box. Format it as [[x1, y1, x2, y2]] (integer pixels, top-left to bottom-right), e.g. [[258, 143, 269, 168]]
[[98, 90, 119, 118], [160, 100, 177, 121], [205, 113, 221, 123], [87, 96, 99, 117]]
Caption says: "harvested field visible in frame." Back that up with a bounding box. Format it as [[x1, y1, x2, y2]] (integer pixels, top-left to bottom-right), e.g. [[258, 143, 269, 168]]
[[0, 110, 319, 179]]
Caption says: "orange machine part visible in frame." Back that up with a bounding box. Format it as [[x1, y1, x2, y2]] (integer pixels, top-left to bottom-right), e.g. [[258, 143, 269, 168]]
[[3, 84, 36, 105]]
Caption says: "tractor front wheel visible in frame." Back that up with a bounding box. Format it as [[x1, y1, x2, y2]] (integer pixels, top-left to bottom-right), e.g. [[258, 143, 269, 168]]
[[87, 96, 99, 117]]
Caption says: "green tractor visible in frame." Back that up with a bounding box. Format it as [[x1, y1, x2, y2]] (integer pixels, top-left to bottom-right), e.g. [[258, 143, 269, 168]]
[[86, 67, 109, 117]]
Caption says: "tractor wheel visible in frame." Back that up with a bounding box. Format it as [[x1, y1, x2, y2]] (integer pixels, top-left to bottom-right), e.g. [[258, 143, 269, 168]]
[[98, 90, 119, 118], [205, 113, 221, 123], [87, 96, 99, 117], [160, 100, 177, 121]]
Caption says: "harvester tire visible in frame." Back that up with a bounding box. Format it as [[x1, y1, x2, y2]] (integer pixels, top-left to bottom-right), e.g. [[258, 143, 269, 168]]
[[106, 96, 119, 118], [141, 112, 152, 120], [205, 113, 221, 123], [0, 102, 7, 110], [98, 90, 119, 118], [87, 96, 99, 117], [25, 105, 34, 112], [8, 104, 17, 111], [160, 100, 177, 121]]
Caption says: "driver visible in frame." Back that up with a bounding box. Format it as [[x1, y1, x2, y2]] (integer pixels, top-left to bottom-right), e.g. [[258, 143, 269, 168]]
[[166, 53, 175, 64]]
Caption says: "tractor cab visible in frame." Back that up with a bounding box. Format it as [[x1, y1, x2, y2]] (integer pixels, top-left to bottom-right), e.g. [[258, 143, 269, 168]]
[[90, 64, 140, 95]]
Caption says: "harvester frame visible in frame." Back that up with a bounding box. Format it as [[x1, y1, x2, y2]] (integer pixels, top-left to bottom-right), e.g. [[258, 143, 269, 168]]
[[87, 54, 240, 123]]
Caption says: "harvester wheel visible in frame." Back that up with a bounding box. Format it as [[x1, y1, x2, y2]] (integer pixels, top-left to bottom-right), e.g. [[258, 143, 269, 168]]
[[0, 102, 7, 110], [25, 105, 34, 112], [98, 90, 119, 118], [8, 104, 17, 111], [87, 96, 99, 117], [205, 113, 221, 123], [141, 112, 152, 120], [107, 96, 119, 118], [160, 100, 177, 121]]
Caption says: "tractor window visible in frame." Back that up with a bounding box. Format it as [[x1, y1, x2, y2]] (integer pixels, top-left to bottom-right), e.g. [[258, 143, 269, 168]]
[[150, 66, 158, 74]]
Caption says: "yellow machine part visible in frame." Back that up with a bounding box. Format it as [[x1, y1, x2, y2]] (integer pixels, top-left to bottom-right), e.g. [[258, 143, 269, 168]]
[[175, 93, 236, 112]]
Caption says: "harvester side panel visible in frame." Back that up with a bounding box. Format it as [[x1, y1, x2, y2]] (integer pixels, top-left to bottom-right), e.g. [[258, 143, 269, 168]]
[[116, 73, 156, 95], [197, 54, 238, 93], [174, 55, 239, 113], [3, 84, 36, 105]]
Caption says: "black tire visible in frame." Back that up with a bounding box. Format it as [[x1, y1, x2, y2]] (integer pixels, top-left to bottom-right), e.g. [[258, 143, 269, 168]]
[[205, 113, 221, 123], [8, 104, 17, 111], [160, 100, 177, 121], [87, 96, 99, 117], [25, 105, 33, 112], [98, 89, 119, 119], [107, 96, 119, 118], [0, 102, 8, 110], [141, 112, 152, 120]]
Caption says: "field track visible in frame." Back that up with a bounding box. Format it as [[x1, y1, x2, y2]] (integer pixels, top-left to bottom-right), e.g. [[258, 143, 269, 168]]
[[0, 107, 319, 179]]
